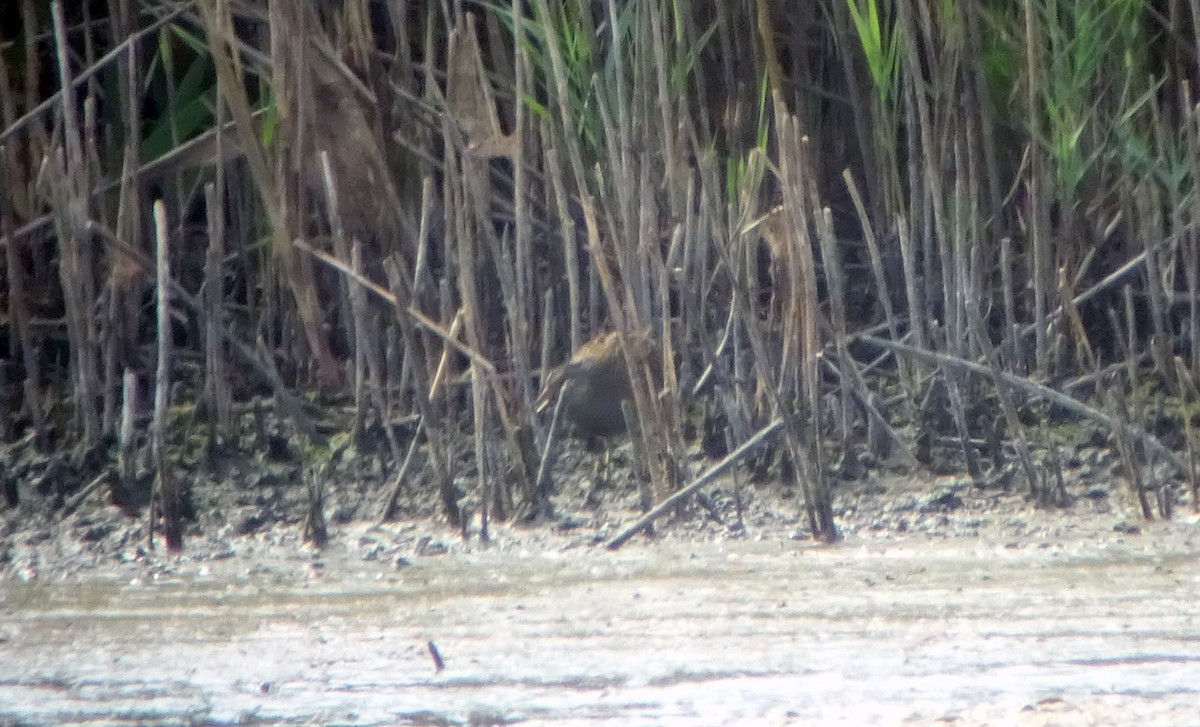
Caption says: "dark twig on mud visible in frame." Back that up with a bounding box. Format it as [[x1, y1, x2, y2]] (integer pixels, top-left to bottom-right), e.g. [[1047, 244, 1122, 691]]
[[61, 471, 110, 519], [858, 335, 1190, 480], [427, 641, 445, 672], [379, 416, 426, 523], [532, 384, 569, 518], [606, 418, 783, 550]]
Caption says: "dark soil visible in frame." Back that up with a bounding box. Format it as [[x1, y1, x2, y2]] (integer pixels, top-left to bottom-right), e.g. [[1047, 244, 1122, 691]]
[[3, 406, 1190, 586]]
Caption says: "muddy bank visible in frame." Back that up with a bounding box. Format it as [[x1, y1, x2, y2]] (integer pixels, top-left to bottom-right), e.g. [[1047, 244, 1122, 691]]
[[2, 441, 1200, 724], [3, 424, 1199, 725], [0, 445, 1173, 583], [2, 518, 1199, 726]]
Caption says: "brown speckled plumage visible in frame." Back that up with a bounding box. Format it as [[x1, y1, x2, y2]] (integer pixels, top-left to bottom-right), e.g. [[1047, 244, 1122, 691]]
[[535, 328, 655, 439]]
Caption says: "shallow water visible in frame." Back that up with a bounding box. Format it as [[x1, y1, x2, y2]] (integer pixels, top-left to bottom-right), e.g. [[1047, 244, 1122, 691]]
[[2, 533, 1199, 726]]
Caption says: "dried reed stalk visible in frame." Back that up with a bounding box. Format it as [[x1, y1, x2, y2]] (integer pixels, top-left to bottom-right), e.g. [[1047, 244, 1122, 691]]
[[150, 200, 181, 551], [50, 1, 101, 446], [0, 143, 43, 441], [203, 183, 232, 439]]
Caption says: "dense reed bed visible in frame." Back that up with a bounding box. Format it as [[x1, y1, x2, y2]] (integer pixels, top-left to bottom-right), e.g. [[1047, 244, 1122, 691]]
[[2, 0, 1198, 548]]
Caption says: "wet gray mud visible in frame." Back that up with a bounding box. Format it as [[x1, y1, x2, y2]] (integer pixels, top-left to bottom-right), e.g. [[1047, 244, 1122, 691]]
[[2, 516, 1200, 726]]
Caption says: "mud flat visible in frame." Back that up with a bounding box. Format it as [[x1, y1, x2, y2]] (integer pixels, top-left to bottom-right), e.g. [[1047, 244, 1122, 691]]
[[2, 508, 1199, 726]]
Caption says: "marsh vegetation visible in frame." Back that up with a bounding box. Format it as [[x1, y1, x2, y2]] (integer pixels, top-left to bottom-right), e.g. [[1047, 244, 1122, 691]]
[[1, 0, 1199, 553]]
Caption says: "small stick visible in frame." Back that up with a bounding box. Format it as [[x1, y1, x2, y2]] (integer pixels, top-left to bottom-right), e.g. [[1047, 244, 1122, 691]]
[[293, 237, 495, 375], [606, 418, 783, 550], [532, 385, 568, 518], [427, 641, 445, 672], [428, 310, 465, 399], [378, 416, 426, 523], [61, 471, 110, 520]]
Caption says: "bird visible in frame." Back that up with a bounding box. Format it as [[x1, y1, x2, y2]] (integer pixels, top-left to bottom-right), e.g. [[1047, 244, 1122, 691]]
[[534, 327, 656, 445], [529, 327, 658, 513]]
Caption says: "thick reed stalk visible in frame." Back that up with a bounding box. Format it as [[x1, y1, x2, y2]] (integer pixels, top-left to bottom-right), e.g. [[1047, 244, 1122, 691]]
[[303, 465, 328, 548], [199, 0, 341, 387], [0, 143, 43, 442], [203, 183, 232, 439], [383, 254, 458, 529], [895, 0, 951, 356], [1021, 0, 1051, 372], [532, 0, 676, 502], [150, 200, 182, 551], [1188, 88, 1200, 375], [319, 151, 401, 460], [815, 207, 852, 458], [1106, 385, 1154, 520], [50, 1, 101, 446], [511, 6, 534, 413], [1173, 358, 1200, 514], [117, 369, 138, 485], [545, 141, 580, 351], [963, 296, 1042, 500]]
